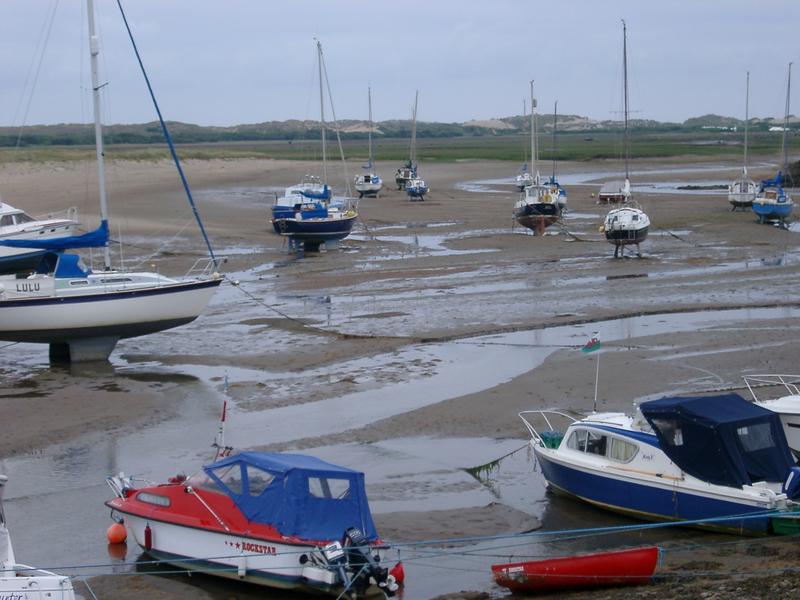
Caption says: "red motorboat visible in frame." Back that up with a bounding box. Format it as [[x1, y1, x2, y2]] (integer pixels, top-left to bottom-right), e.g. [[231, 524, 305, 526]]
[[492, 546, 659, 593]]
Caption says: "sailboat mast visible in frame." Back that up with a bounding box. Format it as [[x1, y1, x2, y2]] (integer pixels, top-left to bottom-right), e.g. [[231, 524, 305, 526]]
[[522, 97, 528, 166], [530, 80, 538, 179], [781, 62, 792, 176], [744, 71, 750, 174], [622, 19, 630, 181], [367, 87, 374, 166], [87, 0, 111, 270], [409, 90, 419, 165], [316, 40, 327, 184], [552, 100, 558, 180]]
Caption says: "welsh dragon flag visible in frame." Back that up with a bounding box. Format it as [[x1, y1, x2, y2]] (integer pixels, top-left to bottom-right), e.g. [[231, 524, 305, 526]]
[[581, 335, 601, 353]]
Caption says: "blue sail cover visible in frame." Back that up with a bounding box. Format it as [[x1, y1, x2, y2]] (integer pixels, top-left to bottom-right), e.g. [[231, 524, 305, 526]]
[[760, 171, 784, 189], [300, 185, 331, 200], [640, 394, 794, 488], [205, 451, 378, 541], [0, 220, 108, 250]]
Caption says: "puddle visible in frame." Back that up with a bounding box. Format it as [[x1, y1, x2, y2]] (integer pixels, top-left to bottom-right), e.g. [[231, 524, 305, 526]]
[[457, 163, 775, 196], [4, 306, 800, 598]]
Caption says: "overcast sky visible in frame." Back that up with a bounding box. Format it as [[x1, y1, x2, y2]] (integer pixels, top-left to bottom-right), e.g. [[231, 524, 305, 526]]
[[0, 1, 797, 127]]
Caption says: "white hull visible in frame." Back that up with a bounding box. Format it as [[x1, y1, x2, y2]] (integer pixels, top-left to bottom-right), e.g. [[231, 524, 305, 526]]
[[0, 278, 220, 343], [354, 182, 383, 195], [122, 513, 355, 593], [0, 566, 76, 600]]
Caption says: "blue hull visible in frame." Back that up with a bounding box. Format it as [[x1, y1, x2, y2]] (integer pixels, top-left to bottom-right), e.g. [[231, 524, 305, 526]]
[[274, 214, 357, 249], [752, 202, 793, 221], [537, 451, 772, 535]]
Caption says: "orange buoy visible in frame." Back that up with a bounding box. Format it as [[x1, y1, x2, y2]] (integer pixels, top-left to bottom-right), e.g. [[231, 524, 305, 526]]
[[106, 522, 127, 544]]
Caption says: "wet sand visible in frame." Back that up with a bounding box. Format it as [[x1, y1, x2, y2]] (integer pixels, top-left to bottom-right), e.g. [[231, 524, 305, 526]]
[[2, 155, 800, 599]]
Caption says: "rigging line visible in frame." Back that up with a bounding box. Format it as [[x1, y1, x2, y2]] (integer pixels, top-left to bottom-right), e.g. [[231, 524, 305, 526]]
[[320, 51, 353, 199], [14, 0, 60, 149], [223, 276, 400, 341], [115, 0, 218, 267]]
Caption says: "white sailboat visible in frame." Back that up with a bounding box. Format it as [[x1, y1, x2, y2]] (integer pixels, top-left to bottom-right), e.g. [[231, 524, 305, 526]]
[[1, 474, 76, 600], [354, 87, 383, 198], [0, 0, 222, 362], [602, 20, 650, 258], [728, 72, 758, 210]]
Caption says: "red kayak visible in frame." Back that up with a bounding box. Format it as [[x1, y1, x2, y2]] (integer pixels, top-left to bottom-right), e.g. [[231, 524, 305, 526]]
[[492, 546, 659, 593]]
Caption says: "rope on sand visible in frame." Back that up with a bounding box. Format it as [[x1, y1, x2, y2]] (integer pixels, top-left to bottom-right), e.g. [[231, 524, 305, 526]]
[[221, 275, 401, 341]]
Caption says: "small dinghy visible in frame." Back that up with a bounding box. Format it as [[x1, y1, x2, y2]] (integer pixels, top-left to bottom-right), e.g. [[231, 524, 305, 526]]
[[492, 546, 659, 593]]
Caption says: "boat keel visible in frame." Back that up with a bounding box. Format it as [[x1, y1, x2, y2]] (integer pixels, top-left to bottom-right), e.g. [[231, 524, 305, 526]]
[[49, 336, 119, 363]]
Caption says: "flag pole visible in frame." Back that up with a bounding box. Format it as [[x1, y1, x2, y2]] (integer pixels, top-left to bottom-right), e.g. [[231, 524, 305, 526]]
[[593, 349, 600, 413]]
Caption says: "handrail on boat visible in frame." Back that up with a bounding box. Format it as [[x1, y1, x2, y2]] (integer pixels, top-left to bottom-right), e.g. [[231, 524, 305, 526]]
[[743, 374, 800, 402], [185, 256, 227, 278], [518, 410, 577, 447]]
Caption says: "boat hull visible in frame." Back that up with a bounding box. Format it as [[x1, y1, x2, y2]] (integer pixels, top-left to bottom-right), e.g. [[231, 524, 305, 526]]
[[514, 203, 560, 234], [116, 511, 345, 594], [605, 225, 649, 246], [0, 278, 221, 343], [275, 213, 357, 247], [752, 200, 793, 223], [535, 448, 774, 534], [492, 546, 659, 592]]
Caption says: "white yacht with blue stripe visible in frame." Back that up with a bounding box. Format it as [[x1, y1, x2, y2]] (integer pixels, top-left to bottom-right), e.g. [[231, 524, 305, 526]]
[[521, 394, 800, 535]]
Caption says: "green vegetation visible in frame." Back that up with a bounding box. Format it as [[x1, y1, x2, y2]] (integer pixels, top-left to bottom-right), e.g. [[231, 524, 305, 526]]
[[0, 129, 796, 165]]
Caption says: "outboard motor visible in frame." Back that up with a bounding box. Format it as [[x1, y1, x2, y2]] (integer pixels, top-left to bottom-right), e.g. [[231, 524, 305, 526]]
[[783, 466, 800, 500], [338, 527, 398, 599]]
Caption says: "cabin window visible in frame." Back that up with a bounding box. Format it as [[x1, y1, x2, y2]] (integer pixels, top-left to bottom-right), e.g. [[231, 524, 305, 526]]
[[15, 213, 34, 224], [609, 438, 638, 462], [586, 431, 607, 456], [737, 423, 775, 452], [308, 477, 351, 500], [210, 464, 243, 495], [566, 429, 588, 452], [69, 280, 89, 286], [245, 465, 274, 497], [137, 492, 170, 507], [0, 215, 13, 227], [187, 472, 223, 494], [651, 418, 684, 446], [100, 278, 133, 284]]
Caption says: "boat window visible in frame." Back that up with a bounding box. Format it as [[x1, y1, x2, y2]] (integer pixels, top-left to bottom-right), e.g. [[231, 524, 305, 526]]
[[137, 492, 170, 507], [15, 213, 35, 224], [245, 465, 275, 497], [586, 431, 607, 456], [187, 472, 224, 494], [308, 477, 351, 500], [566, 429, 588, 451], [0, 215, 13, 227], [100, 278, 133, 284], [736, 423, 775, 452], [210, 464, 244, 495], [69, 280, 89, 286], [651, 418, 684, 446], [609, 437, 638, 462]]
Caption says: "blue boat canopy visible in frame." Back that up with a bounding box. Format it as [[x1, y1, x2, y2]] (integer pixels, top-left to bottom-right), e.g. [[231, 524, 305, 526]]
[[760, 171, 784, 189], [300, 185, 330, 200], [203, 451, 378, 541], [640, 394, 795, 489], [0, 220, 108, 250]]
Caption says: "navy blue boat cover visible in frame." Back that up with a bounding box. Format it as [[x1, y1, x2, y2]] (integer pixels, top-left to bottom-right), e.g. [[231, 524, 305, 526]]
[[640, 394, 794, 488], [204, 451, 378, 541]]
